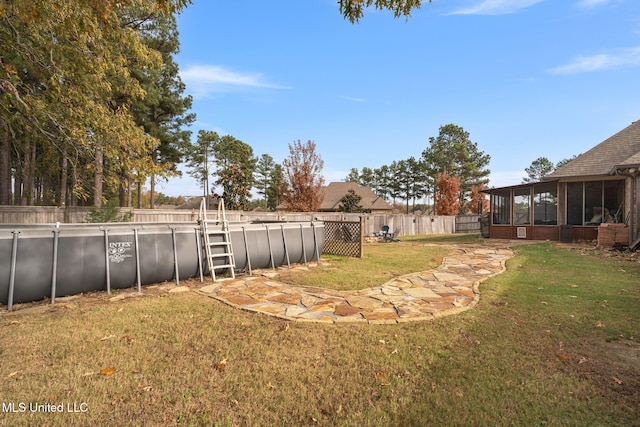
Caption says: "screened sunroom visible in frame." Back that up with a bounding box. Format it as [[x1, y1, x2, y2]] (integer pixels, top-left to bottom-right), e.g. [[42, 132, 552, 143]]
[[488, 178, 627, 242], [486, 119, 640, 244]]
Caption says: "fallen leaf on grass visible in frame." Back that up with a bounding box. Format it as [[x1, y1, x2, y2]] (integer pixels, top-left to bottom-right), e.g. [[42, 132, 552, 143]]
[[612, 376, 623, 385], [596, 321, 605, 328], [557, 352, 569, 362], [266, 382, 276, 390], [216, 358, 227, 372], [100, 334, 115, 341], [100, 367, 115, 376], [391, 349, 398, 355], [6, 371, 19, 378]]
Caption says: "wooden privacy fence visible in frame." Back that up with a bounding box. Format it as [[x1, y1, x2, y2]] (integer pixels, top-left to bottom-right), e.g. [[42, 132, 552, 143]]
[[0, 206, 472, 237], [455, 215, 482, 233]]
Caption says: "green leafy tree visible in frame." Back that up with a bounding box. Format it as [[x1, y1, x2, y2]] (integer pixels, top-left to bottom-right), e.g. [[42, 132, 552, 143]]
[[345, 166, 376, 189], [406, 156, 430, 213], [360, 167, 376, 188], [186, 130, 219, 199], [373, 165, 392, 200], [0, 0, 189, 207], [255, 154, 276, 208], [212, 135, 256, 210], [339, 0, 428, 23], [266, 163, 284, 210], [421, 124, 490, 206], [555, 155, 578, 170], [126, 9, 195, 209], [394, 159, 413, 214], [522, 157, 555, 183], [345, 168, 361, 183], [339, 189, 366, 213]]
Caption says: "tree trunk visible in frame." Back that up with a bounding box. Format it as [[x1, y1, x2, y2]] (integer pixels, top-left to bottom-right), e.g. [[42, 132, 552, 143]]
[[21, 139, 36, 206], [0, 120, 11, 205], [13, 158, 22, 206], [59, 147, 68, 207], [70, 162, 78, 207], [150, 174, 156, 209], [137, 181, 142, 209], [119, 168, 126, 207], [127, 177, 132, 208], [150, 150, 157, 209], [94, 140, 103, 208]]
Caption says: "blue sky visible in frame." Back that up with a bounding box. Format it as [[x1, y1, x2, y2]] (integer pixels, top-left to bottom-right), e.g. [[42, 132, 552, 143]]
[[159, 0, 640, 197]]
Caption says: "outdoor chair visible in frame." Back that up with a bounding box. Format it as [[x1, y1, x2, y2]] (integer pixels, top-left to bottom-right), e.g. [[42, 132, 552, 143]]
[[373, 225, 388, 239], [380, 225, 393, 242]]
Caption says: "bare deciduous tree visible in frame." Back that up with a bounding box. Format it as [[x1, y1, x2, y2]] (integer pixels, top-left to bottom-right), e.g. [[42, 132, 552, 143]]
[[282, 140, 325, 212]]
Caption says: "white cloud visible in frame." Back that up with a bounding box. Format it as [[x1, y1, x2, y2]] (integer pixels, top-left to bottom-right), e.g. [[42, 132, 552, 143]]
[[549, 46, 640, 74], [575, 0, 618, 8], [339, 95, 366, 102], [180, 65, 288, 98], [448, 0, 545, 15]]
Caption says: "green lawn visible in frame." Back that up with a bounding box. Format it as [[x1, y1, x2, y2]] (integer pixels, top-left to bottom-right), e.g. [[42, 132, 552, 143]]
[[0, 241, 638, 426]]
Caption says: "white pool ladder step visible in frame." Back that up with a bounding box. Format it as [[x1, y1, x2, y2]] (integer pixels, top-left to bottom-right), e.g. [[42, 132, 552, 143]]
[[199, 197, 235, 281]]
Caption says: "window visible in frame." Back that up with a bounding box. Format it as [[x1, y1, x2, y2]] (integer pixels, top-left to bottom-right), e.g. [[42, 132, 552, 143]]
[[585, 181, 603, 225], [567, 182, 583, 225], [534, 182, 557, 225], [604, 180, 625, 223], [513, 188, 530, 225], [566, 180, 624, 226], [492, 189, 510, 225]]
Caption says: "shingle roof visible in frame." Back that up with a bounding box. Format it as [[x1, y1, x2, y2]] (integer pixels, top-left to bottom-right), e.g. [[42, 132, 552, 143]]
[[546, 120, 640, 179], [319, 182, 393, 212], [176, 195, 218, 210]]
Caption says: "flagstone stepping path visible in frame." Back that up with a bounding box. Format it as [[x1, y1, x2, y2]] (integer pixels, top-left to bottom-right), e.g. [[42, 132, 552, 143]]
[[197, 244, 515, 324]]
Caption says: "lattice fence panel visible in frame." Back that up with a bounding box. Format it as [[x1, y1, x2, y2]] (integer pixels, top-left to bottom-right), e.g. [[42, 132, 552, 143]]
[[323, 220, 362, 258]]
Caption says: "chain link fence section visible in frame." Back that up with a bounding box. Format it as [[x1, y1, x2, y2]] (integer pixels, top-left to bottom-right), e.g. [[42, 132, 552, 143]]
[[322, 219, 364, 258]]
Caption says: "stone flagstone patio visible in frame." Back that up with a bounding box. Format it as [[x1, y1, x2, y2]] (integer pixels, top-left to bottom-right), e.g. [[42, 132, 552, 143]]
[[197, 244, 515, 324]]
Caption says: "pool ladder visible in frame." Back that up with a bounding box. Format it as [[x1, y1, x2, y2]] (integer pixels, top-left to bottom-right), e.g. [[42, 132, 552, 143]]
[[199, 197, 235, 281]]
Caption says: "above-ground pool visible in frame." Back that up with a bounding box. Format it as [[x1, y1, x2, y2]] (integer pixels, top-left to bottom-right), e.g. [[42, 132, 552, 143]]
[[0, 221, 325, 309]]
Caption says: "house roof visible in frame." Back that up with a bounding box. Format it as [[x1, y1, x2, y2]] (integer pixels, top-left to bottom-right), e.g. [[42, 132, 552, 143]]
[[176, 195, 218, 210], [545, 120, 640, 179], [319, 182, 393, 211]]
